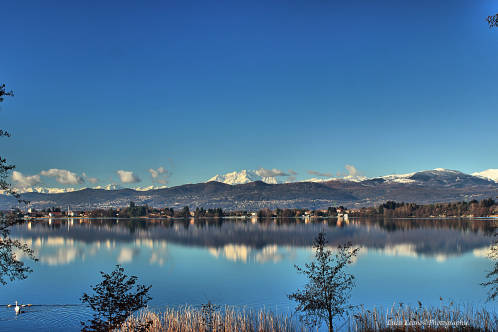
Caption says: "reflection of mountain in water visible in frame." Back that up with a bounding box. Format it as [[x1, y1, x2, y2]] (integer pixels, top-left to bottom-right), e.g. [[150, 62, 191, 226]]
[[11, 218, 495, 265]]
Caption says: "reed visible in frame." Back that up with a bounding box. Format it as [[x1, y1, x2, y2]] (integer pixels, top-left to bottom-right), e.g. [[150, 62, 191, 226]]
[[351, 301, 497, 332], [117, 306, 308, 332]]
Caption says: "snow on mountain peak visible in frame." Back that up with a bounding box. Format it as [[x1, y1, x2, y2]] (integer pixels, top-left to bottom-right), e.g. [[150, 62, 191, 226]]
[[472, 169, 498, 183], [208, 170, 279, 185], [1, 187, 78, 194], [430, 168, 465, 175], [134, 185, 168, 191], [379, 172, 416, 184], [303, 177, 335, 183]]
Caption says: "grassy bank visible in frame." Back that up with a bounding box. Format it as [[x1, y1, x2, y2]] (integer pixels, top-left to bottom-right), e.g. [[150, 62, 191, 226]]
[[118, 306, 307, 332], [352, 302, 497, 332], [116, 303, 497, 332]]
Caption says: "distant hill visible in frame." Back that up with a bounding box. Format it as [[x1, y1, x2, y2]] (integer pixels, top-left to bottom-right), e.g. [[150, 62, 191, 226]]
[[1, 169, 496, 210]]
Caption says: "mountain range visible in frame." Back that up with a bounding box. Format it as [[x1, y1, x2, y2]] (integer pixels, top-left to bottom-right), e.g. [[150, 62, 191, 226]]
[[208, 170, 281, 184], [1, 168, 496, 211]]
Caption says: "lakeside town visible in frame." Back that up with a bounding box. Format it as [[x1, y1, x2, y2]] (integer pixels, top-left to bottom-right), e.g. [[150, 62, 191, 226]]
[[8, 198, 498, 221]]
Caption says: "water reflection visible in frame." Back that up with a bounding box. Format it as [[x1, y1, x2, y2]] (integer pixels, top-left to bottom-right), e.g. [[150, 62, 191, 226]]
[[11, 218, 495, 266], [3, 217, 495, 331], [208, 244, 297, 264]]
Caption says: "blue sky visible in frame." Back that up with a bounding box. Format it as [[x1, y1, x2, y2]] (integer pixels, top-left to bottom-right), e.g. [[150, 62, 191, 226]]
[[1, 0, 497, 189]]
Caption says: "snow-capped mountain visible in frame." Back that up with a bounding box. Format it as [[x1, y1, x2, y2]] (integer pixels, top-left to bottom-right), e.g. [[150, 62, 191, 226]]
[[407, 168, 493, 186], [134, 185, 168, 191], [369, 168, 495, 186], [377, 172, 416, 184], [208, 170, 280, 185], [1, 167, 496, 210], [304, 176, 367, 183], [92, 184, 122, 190], [472, 169, 498, 183], [0, 187, 78, 194], [209, 168, 497, 186], [1, 184, 125, 194], [303, 177, 335, 183]]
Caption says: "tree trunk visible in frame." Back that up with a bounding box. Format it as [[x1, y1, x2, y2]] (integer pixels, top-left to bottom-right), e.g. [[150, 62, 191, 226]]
[[328, 310, 333, 332]]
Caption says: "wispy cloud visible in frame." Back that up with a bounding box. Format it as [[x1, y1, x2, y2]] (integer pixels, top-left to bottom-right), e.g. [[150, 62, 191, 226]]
[[286, 176, 297, 183], [12, 171, 41, 187], [82, 172, 98, 184], [255, 168, 289, 177], [345, 164, 358, 177], [148, 167, 165, 179], [332, 164, 365, 181], [40, 168, 84, 185], [288, 169, 298, 175], [87, 177, 98, 184], [307, 170, 333, 178], [148, 166, 170, 185], [117, 170, 141, 183]]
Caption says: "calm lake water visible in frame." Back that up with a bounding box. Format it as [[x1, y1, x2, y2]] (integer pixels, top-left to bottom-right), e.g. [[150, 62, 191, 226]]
[[1, 217, 496, 331]]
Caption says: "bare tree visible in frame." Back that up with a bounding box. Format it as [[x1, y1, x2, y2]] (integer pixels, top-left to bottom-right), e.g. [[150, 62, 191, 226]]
[[0, 84, 19, 199], [81, 265, 152, 332], [487, 14, 498, 28], [0, 83, 37, 285], [481, 235, 497, 302], [288, 232, 360, 332]]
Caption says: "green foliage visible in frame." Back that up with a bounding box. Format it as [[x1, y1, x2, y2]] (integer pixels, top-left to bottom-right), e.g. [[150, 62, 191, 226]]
[[354, 199, 497, 218], [164, 207, 174, 217], [194, 207, 224, 218], [81, 265, 152, 332], [288, 232, 360, 332], [119, 202, 148, 218], [174, 206, 191, 218], [88, 208, 118, 218]]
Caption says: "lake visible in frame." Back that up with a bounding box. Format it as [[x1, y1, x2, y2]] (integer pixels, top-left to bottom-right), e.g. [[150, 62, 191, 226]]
[[1, 217, 496, 331]]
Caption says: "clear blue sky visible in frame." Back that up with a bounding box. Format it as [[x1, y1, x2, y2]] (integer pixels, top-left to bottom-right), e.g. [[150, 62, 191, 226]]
[[1, 0, 497, 189]]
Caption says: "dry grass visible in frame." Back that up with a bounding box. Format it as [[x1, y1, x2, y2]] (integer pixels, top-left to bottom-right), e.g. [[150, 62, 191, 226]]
[[352, 302, 497, 332], [117, 306, 307, 332], [115, 302, 497, 332]]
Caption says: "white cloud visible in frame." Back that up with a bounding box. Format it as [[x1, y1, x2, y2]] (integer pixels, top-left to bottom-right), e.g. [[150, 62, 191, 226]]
[[286, 176, 297, 183], [148, 166, 169, 185], [12, 171, 41, 187], [117, 170, 141, 183], [255, 168, 289, 177], [148, 166, 165, 178], [345, 164, 358, 177], [87, 177, 98, 184], [342, 165, 366, 181], [288, 169, 298, 175], [307, 170, 333, 178], [82, 172, 98, 184], [41, 168, 84, 185]]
